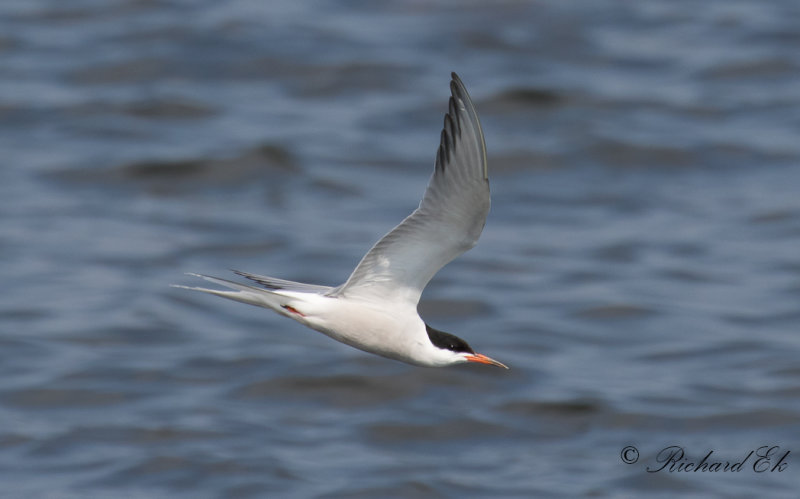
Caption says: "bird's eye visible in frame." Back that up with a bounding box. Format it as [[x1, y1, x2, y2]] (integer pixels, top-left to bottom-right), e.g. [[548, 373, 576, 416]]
[[425, 324, 475, 354]]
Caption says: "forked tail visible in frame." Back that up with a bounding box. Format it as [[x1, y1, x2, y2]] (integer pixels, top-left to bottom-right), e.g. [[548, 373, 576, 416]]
[[172, 273, 290, 312]]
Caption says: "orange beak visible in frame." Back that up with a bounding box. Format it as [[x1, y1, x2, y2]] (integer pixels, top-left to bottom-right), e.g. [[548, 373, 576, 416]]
[[465, 353, 509, 369]]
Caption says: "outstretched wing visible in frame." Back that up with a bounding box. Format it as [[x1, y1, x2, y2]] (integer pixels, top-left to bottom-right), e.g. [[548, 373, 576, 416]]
[[332, 73, 489, 305]]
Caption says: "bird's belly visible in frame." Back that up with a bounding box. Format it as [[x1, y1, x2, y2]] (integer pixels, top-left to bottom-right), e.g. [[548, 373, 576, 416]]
[[299, 298, 425, 363]]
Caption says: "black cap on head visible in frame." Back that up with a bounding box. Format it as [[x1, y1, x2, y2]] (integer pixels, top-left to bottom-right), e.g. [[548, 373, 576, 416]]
[[425, 323, 475, 354]]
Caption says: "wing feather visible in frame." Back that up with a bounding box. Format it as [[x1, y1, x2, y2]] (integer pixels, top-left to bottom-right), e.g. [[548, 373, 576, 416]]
[[333, 73, 489, 305], [233, 270, 332, 293]]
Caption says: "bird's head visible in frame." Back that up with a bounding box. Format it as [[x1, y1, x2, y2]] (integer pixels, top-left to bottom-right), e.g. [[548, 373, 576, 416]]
[[425, 324, 508, 369]]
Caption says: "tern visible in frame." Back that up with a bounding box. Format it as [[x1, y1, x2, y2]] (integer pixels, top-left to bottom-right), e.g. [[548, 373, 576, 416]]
[[174, 73, 507, 369]]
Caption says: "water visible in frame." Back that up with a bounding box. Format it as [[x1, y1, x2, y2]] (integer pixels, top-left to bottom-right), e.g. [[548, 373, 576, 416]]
[[2, 1, 800, 497]]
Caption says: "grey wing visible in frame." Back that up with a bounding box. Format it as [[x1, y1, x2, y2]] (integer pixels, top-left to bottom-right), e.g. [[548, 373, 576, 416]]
[[233, 270, 333, 293], [332, 72, 489, 305]]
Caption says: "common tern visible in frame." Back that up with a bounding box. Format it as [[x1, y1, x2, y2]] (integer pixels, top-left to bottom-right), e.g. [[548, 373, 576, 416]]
[[175, 73, 507, 369]]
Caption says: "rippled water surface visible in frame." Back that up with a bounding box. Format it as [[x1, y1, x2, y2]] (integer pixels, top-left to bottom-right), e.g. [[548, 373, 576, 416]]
[[2, 1, 800, 497]]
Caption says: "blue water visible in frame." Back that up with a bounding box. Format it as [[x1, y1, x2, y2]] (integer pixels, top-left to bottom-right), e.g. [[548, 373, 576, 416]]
[[1, 1, 799, 497]]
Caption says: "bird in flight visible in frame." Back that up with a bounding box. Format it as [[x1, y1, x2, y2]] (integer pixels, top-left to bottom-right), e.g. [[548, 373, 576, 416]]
[[175, 73, 507, 369]]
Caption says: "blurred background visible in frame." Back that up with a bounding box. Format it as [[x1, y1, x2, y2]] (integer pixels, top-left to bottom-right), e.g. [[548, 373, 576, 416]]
[[1, 1, 799, 497]]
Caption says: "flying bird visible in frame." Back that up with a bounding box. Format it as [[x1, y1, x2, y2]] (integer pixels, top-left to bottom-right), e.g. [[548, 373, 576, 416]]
[[174, 73, 506, 369]]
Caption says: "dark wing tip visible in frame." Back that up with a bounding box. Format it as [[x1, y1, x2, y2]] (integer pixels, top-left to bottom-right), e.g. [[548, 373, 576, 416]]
[[449, 72, 470, 106], [232, 269, 285, 289], [434, 72, 488, 180]]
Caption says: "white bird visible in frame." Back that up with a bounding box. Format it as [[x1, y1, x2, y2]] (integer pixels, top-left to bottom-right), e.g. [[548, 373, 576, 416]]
[[174, 72, 507, 369]]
